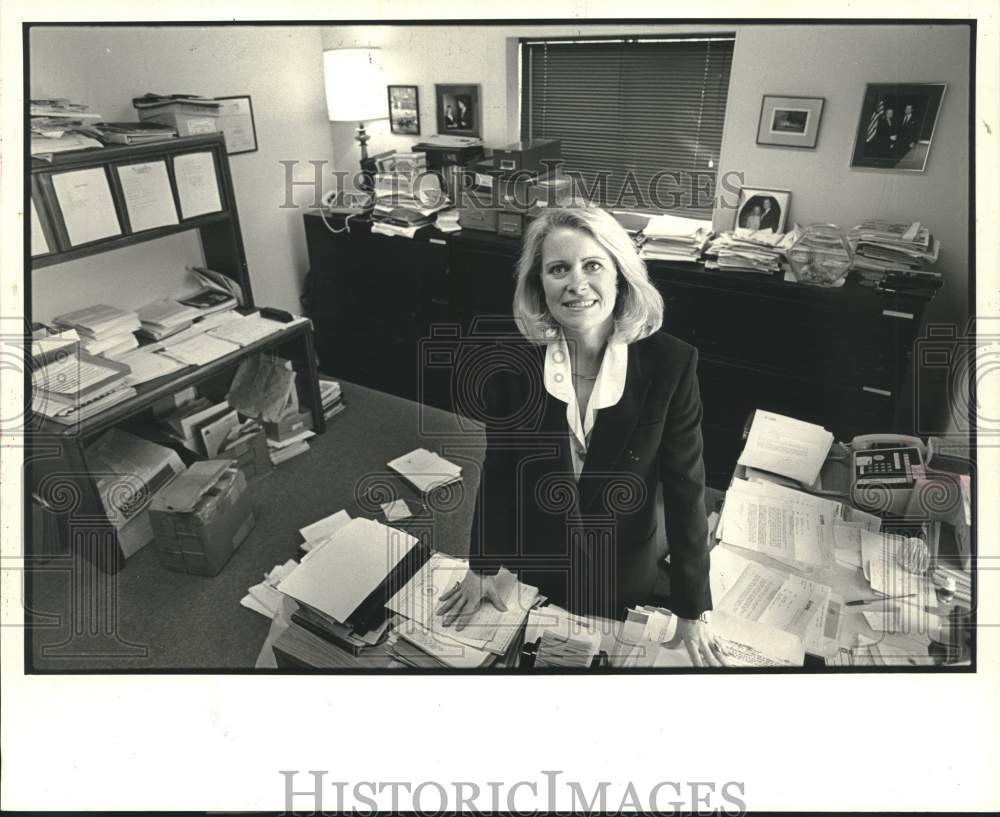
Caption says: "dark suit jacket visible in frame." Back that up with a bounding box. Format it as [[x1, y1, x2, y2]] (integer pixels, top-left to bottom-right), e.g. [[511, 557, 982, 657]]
[[759, 208, 779, 233], [467, 330, 712, 620]]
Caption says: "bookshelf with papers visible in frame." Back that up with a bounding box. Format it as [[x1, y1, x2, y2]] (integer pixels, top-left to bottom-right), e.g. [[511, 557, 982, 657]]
[[28, 134, 328, 574], [30, 133, 253, 310]]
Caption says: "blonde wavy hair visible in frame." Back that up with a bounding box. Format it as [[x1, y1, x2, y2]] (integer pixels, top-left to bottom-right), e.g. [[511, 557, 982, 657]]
[[512, 207, 664, 344]]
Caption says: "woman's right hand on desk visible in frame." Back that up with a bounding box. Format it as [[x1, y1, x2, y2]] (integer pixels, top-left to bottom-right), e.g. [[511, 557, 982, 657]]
[[437, 570, 508, 630]]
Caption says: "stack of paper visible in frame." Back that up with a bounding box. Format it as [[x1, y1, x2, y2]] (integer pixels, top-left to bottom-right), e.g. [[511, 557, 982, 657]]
[[116, 348, 188, 387], [524, 606, 604, 668], [298, 509, 352, 553], [716, 478, 836, 570], [703, 229, 796, 275], [157, 333, 240, 367], [30, 98, 103, 157], [638, 214, 713, 263], [319, 379, 345, 421], [387, 448, 462, 493], [386, 553, 541, 668], [737, 410, 834, 487], [710, 610, 806, 667], [267, 430, 314, 465], [606, 605, 677, 668], [435, 209, 461, 233], [53, 304, 142, 359], [137, 299, 201, 341]]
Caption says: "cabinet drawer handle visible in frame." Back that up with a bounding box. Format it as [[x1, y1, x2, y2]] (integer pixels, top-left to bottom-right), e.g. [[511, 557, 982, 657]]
[[429, 238, 447, 245], [882, 309, 914, 320], [862, 386, 892, 397]]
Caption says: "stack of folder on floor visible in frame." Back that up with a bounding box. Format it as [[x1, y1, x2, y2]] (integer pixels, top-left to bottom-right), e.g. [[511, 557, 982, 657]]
[[271, 517, 430, 666], [384, 552, 541, 668], [637, 214, 713, 263], [319, 379, 345, 421], [53, 304, 142, 359]]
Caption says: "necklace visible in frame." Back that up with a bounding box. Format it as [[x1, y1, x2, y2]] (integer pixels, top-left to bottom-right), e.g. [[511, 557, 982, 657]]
[[572, 372, 599, 381]]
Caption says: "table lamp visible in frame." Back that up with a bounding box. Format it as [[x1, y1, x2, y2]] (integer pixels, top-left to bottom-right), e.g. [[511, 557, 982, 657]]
[[323, 47, 387, 164]]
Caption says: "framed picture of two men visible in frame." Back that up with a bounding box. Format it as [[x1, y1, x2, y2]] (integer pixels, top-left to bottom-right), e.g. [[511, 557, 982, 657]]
[[851, 82, 947, 172]]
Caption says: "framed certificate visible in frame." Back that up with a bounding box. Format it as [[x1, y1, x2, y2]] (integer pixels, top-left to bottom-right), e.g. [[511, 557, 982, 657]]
[[216, 95, 258, 155]]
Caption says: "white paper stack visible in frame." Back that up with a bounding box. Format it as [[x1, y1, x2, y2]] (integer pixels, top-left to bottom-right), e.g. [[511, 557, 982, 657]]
[[737, 410, 833, 487], [638, 214, 713, 262], [137, 299, 202, 341], [703, 229, 796, 275], [54, 304, 142, 359], [387, 448, 462, 493]]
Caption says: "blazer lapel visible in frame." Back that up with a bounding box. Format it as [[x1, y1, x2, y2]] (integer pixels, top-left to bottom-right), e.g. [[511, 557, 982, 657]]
[[578, 342, 651, 511]]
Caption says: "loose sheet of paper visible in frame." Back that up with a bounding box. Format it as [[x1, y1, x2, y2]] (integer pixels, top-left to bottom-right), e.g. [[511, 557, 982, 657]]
[[208, 314, 285, 347], [299, 509, 352, 548], [116, 349, 187, 387], [51, 168, 122, 246], [737, 410, 833, 485], [173, 151, 222, 218], [157, 334, 240, 367], [711, 609, 806, 667], [116, 160, 179, 232]]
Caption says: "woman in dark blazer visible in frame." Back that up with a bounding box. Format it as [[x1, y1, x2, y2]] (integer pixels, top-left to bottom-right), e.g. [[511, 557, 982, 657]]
[[438, 206, 724, 666]]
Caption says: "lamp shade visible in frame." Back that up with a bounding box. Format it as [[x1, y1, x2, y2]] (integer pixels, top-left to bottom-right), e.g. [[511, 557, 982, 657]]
[[323, 48, 387, 122]]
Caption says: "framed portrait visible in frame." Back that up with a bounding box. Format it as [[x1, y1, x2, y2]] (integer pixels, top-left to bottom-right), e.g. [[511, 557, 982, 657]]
[[387, 85, 420, 135], [435, 83, 481, 137], [850, 82, 947, 172], [215, 95, 258, 155], [756, 95, 825, 148], [736, 187, 791, 234]]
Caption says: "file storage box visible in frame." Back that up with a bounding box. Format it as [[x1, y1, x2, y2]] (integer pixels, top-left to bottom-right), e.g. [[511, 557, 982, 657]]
[[150, 460, 255, 576]]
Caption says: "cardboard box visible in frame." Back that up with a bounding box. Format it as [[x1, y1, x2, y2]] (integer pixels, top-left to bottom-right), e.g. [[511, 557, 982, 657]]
[[150, 460, 255, 577], [220, 425, 272, 484], [263, 409, 313, 443]]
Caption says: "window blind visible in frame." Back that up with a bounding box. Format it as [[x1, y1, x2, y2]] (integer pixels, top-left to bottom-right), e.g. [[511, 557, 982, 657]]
[[521, 35, 735, 218]]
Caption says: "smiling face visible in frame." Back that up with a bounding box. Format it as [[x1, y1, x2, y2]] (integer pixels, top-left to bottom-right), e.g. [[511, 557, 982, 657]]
[[539, 227, 618, 339]]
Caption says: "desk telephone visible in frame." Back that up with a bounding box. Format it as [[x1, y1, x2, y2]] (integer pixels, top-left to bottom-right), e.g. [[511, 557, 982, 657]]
[[848, 434, 927, 515]]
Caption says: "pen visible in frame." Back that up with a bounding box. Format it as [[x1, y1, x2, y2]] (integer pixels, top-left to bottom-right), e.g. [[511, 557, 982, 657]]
[[846, 593, 917, 606]]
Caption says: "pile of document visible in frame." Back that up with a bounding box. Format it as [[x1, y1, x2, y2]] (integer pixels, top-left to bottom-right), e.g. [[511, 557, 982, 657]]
[[30, 98, 104, 157], [737, 409, 834, 487], [703, 228, 796, 275], [241, 559, 300, 618], [637, 214, 713, 263], [387, 448, 462, 493], [371, 159, 450, 238], [319, 379, 345, 421], [53, 304, 141, 359], [385, 553, 540, 668], [848, 220, 942, 291], [31, 348, 136, 425], [275, 516, 427, 653], [157, 396, 239, 457], [137, 299, 202, 341], [77, 121, 178, 146]]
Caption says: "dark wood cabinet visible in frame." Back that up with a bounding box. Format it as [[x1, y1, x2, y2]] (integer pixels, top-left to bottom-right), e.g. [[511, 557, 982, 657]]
[[303, 212, 935, 486]]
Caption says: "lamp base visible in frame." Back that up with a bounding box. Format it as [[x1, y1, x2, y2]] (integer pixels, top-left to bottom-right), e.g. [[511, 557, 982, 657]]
[[355, 122, 370, 162]]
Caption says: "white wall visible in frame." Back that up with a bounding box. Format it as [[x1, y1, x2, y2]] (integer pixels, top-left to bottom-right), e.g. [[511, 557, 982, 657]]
[[30, 25, 334, 320]]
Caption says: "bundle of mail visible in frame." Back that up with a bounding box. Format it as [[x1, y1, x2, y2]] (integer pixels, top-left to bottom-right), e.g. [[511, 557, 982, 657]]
[[384, 553, 542, 668]]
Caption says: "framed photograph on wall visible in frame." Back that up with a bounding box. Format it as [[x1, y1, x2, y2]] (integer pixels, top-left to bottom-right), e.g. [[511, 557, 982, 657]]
[[216, 95, 258, 155], [435, 83, 480, 137], [756, 95, 825, 148], [388, 85, 420, 135], [850, 82, 947, 172], [736, 187, 791, 234]]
